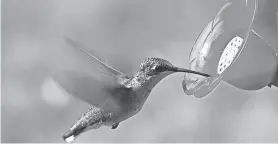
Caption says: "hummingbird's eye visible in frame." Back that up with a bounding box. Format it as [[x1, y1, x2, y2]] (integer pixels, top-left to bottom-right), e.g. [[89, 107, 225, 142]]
[[155, 66, 165, 72]]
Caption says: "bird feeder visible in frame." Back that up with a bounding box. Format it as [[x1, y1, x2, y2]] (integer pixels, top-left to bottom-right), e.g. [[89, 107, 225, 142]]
[[183, 0, 278, 98]]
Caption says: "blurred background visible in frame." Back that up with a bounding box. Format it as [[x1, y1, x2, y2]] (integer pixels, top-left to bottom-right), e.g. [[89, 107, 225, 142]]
[[2, 0, 278, 142]]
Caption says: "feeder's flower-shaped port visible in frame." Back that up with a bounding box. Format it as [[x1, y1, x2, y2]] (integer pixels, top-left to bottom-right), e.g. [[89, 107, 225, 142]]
[[183, 0, 278, 98]]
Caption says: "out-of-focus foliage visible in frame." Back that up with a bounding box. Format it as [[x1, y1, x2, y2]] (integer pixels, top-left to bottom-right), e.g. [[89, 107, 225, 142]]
[[2, 0, 278, 142]]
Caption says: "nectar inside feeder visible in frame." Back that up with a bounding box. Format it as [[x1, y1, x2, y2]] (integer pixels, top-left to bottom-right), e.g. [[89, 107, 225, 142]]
[[183, 0, 278, 98]]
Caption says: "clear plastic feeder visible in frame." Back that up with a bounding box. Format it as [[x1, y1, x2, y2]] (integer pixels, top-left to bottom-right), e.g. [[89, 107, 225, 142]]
[[183, 0, 278, 98]]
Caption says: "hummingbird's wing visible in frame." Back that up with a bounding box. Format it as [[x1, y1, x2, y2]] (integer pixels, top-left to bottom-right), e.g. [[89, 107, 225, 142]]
[[52, 37, 131, 112], [64, 36, 127, 78], [52, 70, 129, 113]]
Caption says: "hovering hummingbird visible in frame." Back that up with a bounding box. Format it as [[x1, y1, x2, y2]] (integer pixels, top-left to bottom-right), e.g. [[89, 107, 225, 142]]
[[53, 36, 210, 143]]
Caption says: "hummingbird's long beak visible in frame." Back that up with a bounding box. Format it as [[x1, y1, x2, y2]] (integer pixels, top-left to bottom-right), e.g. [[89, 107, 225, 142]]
[[171, 67, 211, 77]]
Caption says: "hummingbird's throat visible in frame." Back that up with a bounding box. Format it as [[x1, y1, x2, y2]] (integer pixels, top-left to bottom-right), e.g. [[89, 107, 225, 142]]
[[145, 71, 173, 89]]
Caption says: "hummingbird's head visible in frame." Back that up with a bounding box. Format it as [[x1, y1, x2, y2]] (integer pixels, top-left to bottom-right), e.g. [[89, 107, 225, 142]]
[[136, 57, 210, 87], [139, 57, 175, 77]]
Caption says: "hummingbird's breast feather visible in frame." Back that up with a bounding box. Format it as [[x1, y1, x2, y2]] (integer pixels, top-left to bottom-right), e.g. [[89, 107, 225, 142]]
[[115, 87, 151, 122], [114, 72, 160, 122]]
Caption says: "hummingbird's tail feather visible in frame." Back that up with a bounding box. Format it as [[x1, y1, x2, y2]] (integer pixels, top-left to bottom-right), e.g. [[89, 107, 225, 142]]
[[62, 127, 83, 143], [62, 106, 114, 143]]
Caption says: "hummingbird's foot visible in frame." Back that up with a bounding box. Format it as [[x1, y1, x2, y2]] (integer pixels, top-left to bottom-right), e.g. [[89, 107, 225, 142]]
[[111, 123, 119, 129]]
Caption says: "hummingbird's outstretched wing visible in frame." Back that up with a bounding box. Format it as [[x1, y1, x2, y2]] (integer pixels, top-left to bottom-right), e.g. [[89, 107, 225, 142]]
[[52, 70, 128, 113], [52, 37, 131, 112], [64, 36, 127, 77]]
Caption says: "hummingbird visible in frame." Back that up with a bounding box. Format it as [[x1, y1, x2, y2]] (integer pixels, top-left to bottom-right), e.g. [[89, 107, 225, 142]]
[[53, 36, 210, 143]]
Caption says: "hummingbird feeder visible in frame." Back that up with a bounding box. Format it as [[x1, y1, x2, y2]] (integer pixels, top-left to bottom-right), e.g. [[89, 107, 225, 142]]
[[183, 0, 278, 98]]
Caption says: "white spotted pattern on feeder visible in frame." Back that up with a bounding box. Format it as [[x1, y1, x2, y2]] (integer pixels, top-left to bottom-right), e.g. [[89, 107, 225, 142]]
[[217, 36, 243, 74]]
